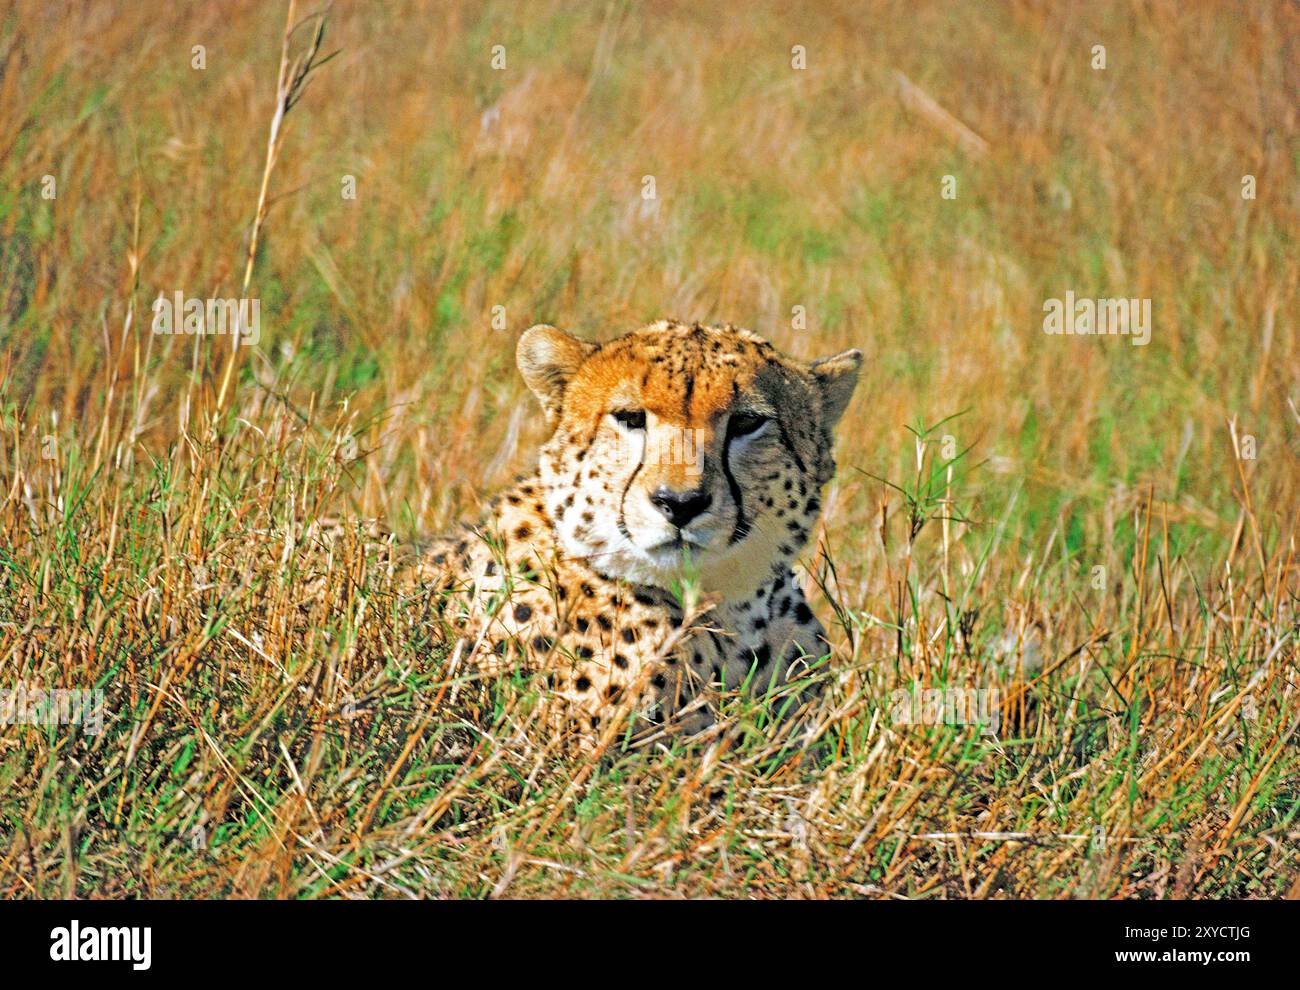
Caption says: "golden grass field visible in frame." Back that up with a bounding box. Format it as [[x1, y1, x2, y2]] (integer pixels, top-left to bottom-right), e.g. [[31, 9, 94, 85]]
[[0, 0, 1297, 898]]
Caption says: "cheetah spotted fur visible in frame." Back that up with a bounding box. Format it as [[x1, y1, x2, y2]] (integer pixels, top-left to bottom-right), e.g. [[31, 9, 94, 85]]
[[422, 320, 861, 750]]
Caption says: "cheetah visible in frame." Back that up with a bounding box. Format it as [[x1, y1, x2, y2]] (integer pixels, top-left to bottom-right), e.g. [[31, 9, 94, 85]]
[[421, 320, 861, 750]]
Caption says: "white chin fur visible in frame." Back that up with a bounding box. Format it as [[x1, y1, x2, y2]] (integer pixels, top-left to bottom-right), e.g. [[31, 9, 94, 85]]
[[561, 515, 707, 588], [565, 517, 779, 597]]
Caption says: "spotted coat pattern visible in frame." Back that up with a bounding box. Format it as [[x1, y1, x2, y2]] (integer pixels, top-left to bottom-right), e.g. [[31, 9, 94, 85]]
[[422, 320, 862, 749]]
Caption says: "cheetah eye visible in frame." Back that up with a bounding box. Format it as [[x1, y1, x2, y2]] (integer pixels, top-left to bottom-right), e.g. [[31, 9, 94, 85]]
[[610, 409, 647, 430], [728, 412, 768, 437]]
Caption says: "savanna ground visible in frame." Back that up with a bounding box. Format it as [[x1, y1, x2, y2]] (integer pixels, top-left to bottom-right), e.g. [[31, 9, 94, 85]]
[[0, 0, 1297, 899]]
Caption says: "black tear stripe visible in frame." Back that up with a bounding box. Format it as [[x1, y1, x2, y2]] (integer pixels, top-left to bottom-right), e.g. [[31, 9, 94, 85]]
[[617, 431, 647, 546], [776, 419, 807, 473], [682, 370, 695, 421], [721, 434, 749, 545], [722, 379, 750, 545]]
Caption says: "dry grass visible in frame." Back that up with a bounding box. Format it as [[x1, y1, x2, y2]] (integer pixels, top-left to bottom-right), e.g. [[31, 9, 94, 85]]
[[0, 0, 1297, 898]]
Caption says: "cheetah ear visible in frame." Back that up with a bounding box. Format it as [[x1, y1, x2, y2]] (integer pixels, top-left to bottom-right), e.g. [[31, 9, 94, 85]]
[[809, 349, 863, 429], [517, 324, 596, 420]]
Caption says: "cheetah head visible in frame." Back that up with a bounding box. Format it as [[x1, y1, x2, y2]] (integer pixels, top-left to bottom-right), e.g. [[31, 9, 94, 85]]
[[518, 320, 861, 597]]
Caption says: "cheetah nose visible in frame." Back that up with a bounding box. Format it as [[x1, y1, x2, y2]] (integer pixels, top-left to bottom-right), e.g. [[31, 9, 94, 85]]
[[650, 486, 713, 528]]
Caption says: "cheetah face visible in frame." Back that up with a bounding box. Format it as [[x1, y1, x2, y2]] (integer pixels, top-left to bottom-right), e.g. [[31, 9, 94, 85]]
[[518, 320, 861, 596]]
